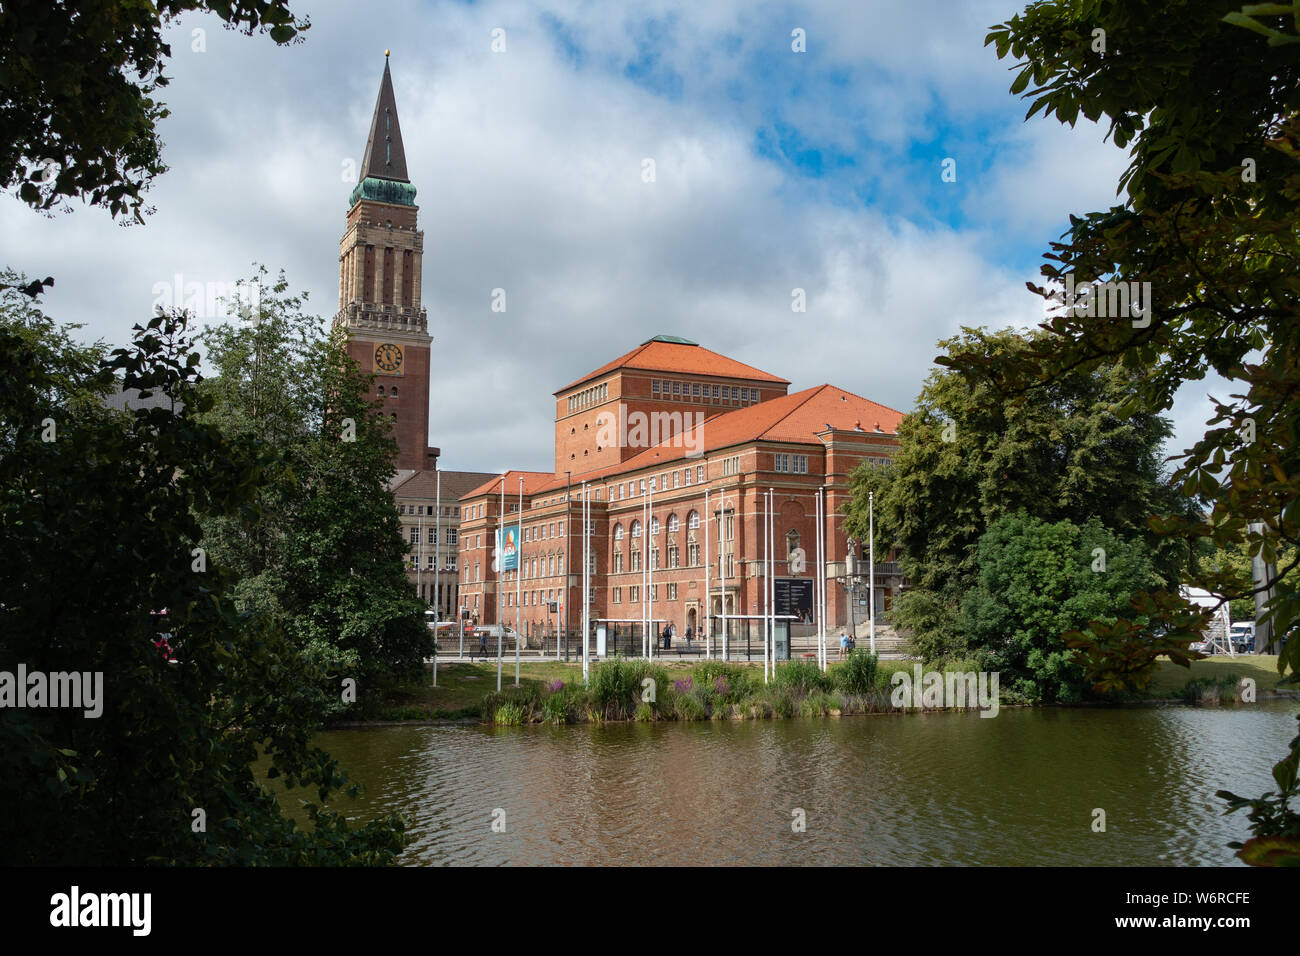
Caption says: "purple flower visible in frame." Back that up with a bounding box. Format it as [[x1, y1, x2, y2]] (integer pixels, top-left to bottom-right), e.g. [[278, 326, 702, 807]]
[[673, 676, 693, 694], [547, 679, 563, 693], [714, 676, 730, 696]]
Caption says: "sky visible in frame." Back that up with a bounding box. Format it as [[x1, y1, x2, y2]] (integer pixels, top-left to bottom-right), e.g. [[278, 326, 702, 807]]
[[0, 0, 1224, 475]]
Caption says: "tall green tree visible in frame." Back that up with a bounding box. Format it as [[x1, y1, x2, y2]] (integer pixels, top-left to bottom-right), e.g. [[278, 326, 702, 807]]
[[957, 0, 1300, 862], [196, 268, 430, 692], [0, 283, 405, 864], [960, 513, 1158, 702], [844, 328, 1189, 664]]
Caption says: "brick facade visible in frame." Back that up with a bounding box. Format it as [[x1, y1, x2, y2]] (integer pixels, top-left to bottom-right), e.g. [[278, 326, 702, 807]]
[[459, 338, 904, 643]]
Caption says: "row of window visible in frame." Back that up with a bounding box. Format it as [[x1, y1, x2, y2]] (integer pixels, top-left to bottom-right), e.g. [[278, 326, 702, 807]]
[[376, 385, 399, 397], [408, 528, 459, 546], [651, 380, 762, 405], [406, 556, 458, 571], [400, 504, 460, 517], [773, 454, 809, 474], [612, 582, 681, 603], [568, 382, 608, 413]]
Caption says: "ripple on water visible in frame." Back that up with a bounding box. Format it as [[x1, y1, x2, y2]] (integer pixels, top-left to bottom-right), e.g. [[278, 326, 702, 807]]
[[278, 702, 1298, 866]]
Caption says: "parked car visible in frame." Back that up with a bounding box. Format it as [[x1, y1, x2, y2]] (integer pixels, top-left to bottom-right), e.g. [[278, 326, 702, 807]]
[[1228, 622, 1254, 654], [1189, 639, 1215, 655]]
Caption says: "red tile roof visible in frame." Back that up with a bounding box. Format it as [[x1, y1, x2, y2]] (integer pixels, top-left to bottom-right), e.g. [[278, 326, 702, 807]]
[[556, 339, 789, 394], [461, 470, 557, 501], [517, 385, 904, 496]]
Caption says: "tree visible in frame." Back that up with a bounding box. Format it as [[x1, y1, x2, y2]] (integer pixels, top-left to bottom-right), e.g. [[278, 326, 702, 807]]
[[959, 0, 1300, 863], [195, 268, 430, 694], [0, 284, 405, 864], [960, 513, 1158, 702], [1, 0, 308, 220], [843, 328, 1189, 664]]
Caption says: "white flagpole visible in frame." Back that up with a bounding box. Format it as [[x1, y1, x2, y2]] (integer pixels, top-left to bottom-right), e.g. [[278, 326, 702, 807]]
[[648, 480, 654, 662], [582, 482, 590, 686], [704, 486, 711, 660], [516, 476, 523, 685], [433, 469, 440, 687], [769, 487, 775, 679], [720, 488, 728, 662], [763, 489, 769, 683], [817, 487, 825, 672], [498, 476, 505, 692], [869, 489, 876, 657], [434, 470, 444, 686]]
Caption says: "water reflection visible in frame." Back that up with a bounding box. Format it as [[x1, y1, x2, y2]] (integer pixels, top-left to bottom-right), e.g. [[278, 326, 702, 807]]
[[270, 702, 1298, 865]]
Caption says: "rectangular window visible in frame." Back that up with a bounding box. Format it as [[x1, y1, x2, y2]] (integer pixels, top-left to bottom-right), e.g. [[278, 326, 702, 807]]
[[363, 245, 375, 300], [613, 587, 621, 604], [697, 465, 704, 482], [794, 455, 808, 474], [673, 471, 680, 488], [652, 380, 660, 394], [402, 249, 414, 308], [712, 385, 719, 398], [683, 468, 691, 486], [692, 384, 701, 396], [672, 382, 681, 395], [668, 583, 678, 601]]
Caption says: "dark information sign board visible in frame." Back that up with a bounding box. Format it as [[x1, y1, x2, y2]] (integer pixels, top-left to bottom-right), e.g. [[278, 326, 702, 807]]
[[775, 578, 814, 622]]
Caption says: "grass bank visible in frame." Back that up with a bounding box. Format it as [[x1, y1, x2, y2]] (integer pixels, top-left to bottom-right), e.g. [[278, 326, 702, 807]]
[[345, 653, 1297, 726]]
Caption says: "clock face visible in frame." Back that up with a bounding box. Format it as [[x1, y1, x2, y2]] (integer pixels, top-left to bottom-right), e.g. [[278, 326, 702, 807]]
[[374, 343, 403, 374]]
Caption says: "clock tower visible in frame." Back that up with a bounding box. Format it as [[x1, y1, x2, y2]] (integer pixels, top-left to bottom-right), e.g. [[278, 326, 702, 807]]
[[335, 54, 437, 472]]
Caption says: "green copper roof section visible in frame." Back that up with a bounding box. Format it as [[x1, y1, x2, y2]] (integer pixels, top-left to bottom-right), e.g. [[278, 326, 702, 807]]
[[349, 176, 417, 207], [641, 334, 699, 346]]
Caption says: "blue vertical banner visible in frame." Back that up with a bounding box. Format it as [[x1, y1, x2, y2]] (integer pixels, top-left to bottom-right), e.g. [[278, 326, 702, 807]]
[[497, 524, 521, 571]]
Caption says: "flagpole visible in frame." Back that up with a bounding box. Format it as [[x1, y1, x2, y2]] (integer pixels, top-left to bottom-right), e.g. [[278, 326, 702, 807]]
[[704, 486, 711, 660], [582, 482, 590, 686], [433, 468, 440, 687], [516, 475, 523, 685], [648, 478, 655, 662], [869, 489, 876, 657], [769, 487, 775, 679], [497, 475, 505, 692], [720, 487, 727, 662]]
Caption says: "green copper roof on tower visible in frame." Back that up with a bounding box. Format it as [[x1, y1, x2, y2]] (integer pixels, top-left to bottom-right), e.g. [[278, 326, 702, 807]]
[[641, 334, 699, 346]]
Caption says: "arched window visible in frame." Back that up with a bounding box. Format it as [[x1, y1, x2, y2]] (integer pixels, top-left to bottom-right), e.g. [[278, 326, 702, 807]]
[[631, 520, 641, 538], [650, 516, 660, 536], [613, 524, 624, 541], [667, 513, 680, 533], [391, 386, 398, 396], [377, 385, 385, 396], [687, 510, 700, 529]]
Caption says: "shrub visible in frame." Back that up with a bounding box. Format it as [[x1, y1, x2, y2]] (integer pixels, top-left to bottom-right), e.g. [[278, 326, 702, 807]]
[[494, 702, 525, 726], [775, 659, 833, 695], [541, 689, 572, 724], [833, 649, 878, 696], [634, 701, 655, 722], [673, 692, 708, 721], [589, 656, 666, 720], [799, 691, 841, 718]]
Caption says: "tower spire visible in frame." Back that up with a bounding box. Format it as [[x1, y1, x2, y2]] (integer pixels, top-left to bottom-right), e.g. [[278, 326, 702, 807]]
[[360, 55, 409, 183]]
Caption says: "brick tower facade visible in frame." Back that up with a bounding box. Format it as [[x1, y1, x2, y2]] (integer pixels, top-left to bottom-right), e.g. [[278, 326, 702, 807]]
[[334, 56, 436, 472]]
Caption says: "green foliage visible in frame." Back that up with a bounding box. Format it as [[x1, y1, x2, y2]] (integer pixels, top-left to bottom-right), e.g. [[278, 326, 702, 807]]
[[1, 0, 308, 220], [976, 0, 1300, 861], [493, 703, 526, 727], [588, 656, 669, 720], [774, 659, 833, 695], [832, 650, 879, 696], [844, 329, 1189, 664], [960, 513, 1160, 701], [195, 267, 429, 696], [0, 294, 404, 864]]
